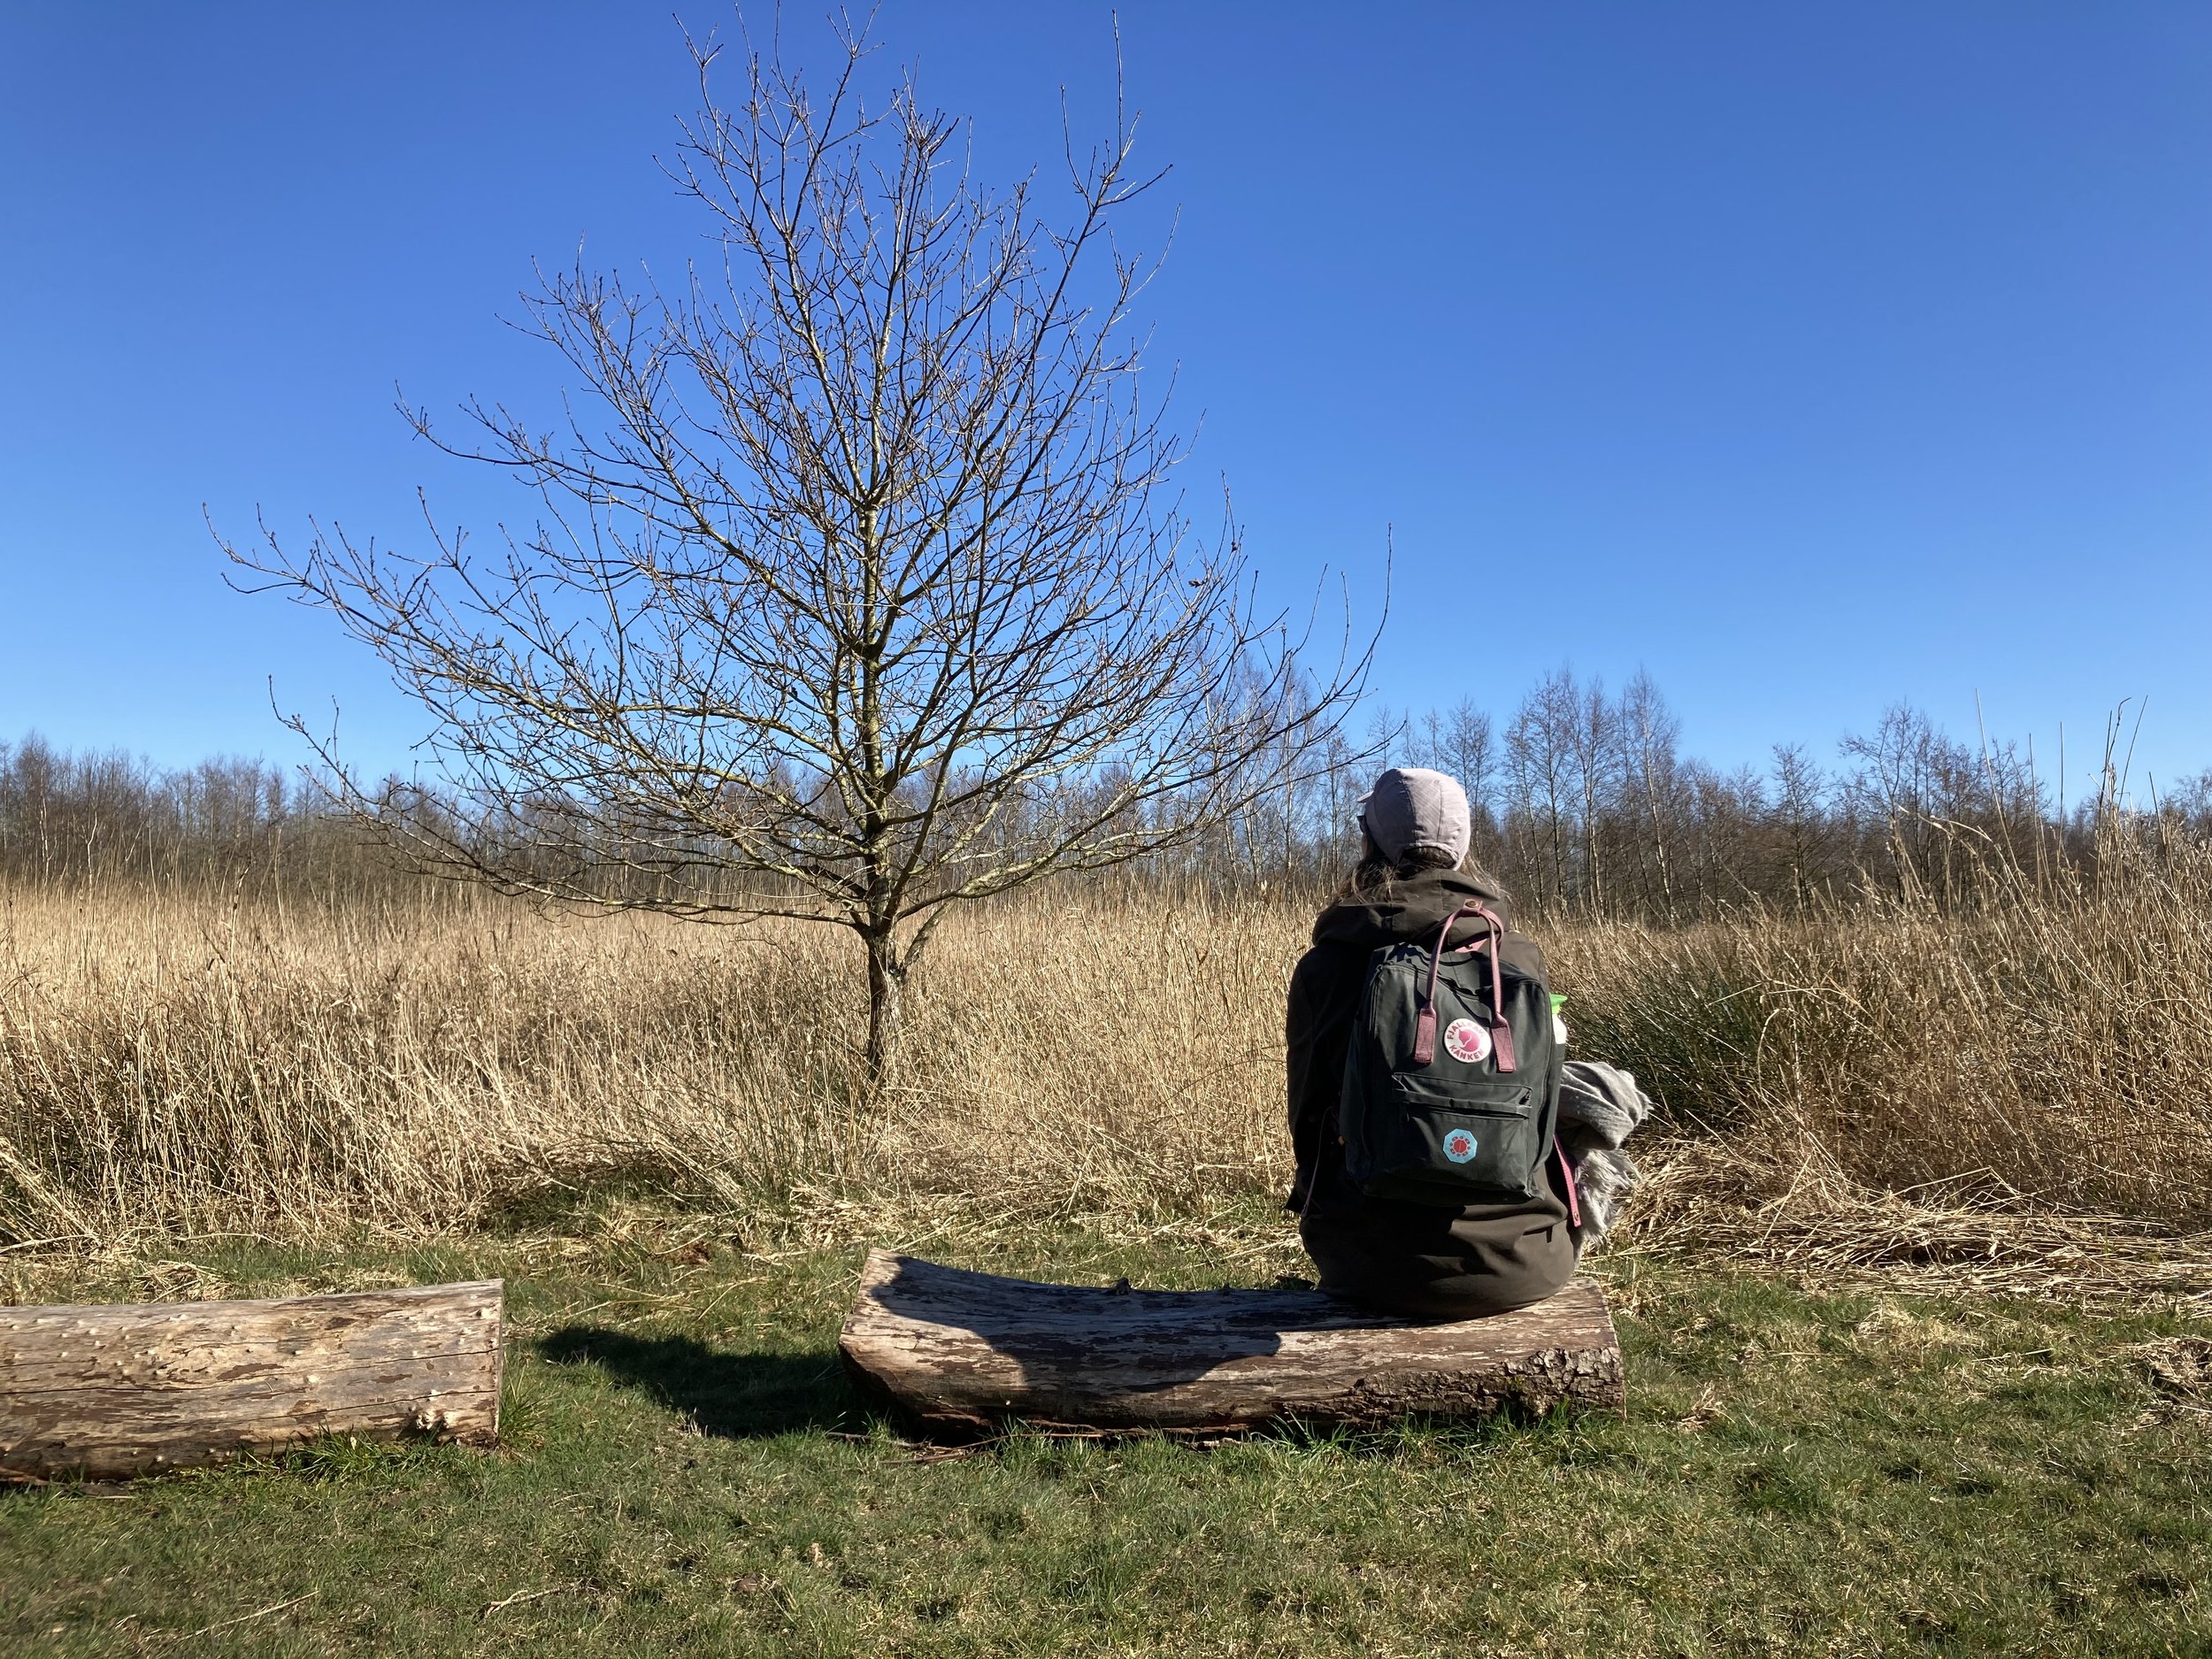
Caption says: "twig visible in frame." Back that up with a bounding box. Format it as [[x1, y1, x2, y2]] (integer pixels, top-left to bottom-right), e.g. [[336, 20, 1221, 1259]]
[[891, 1442, 996, 1464], [178, 1590, 318, 1640], [479, 1582, 580, 1618]]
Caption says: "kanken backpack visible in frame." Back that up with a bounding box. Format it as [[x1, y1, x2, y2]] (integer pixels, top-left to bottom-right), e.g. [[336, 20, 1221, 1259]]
[[1338, 902, 1565, 1204]]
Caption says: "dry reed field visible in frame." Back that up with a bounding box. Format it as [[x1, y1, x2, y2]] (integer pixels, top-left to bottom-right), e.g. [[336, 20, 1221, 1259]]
[[5, 834, 2212, 1296]]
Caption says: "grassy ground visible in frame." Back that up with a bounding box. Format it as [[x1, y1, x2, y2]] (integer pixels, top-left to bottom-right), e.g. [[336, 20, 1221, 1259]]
[[4, 1207, 2208, 1657]]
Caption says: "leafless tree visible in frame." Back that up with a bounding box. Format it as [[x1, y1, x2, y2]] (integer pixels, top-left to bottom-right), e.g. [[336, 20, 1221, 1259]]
[[1505, 670, 1580, 911], [1615, 670, 1681, 921], [223, 19, 1368, 1076], [1765, 742, 1832, 910], [1841, 703, 1994, 898], [1563, 673, 1617, 916]]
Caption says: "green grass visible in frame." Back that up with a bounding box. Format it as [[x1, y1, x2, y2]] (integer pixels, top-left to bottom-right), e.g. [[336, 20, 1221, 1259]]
[[4, 1214, 2208, 1658]]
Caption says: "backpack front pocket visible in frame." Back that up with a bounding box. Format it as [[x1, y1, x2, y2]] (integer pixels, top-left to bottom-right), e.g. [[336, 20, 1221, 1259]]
[[1359, 1080, 1540, 1200]]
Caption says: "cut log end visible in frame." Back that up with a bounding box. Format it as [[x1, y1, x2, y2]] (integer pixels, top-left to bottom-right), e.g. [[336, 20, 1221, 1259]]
[[838, 1251, 1622, 1437]]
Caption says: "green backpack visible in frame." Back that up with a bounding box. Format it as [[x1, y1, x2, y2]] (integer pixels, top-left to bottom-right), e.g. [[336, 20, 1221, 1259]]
[[1337, 902, 1566, 1206]]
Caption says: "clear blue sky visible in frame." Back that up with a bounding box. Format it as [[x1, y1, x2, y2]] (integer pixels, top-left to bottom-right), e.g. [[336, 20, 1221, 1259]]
[[4, 4, 2208, 800]]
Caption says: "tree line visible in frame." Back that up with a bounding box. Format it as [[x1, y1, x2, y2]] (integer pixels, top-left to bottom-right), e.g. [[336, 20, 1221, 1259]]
[[11, 675, 2207, 921], [1148, 671, 2212, 917], [0, 734, 394, 898]]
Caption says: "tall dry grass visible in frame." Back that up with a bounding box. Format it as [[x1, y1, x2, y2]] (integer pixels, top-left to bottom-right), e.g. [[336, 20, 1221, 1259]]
[[1560, 833, 2212, 1224], [0, 883, 1300, 1245], [4, 829, 2211, 1254]]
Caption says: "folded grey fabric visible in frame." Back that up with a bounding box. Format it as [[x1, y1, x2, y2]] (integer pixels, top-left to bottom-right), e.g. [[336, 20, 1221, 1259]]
[[1557, 1060, 1651, 1152], [1569, 1147, 1641, 1240], [1556, 1060, 1653, 1245]]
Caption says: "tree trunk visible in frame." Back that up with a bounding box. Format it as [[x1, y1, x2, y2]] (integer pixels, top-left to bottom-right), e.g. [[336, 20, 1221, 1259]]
[[863, 928, 905, 1079], [2, 1280, 503, 1480], [839, 1251, 1624, 1436]]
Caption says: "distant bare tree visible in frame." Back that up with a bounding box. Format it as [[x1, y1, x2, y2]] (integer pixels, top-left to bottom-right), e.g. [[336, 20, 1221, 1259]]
[[1505, 670, 1595, 913], [1841, 703, 1987, 897], [1766, 742, 1832, 910], [224, 20, 1366, 1075], [1433, 697, 1499, 867], [1615, 670, 1681, 921], [1564, 673, 1617, 915]]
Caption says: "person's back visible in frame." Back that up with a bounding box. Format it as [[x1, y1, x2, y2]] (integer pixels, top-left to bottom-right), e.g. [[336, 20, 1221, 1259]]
[[1286, 769, 1578, 1319]]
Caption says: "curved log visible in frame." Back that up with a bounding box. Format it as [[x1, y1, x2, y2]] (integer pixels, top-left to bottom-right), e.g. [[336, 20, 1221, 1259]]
[[1, 1280, 503, 1479], [839, 1251, 1622, 1435]]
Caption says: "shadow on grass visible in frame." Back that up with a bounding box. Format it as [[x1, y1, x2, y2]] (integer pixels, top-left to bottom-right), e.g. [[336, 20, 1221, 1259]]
[[1219, 1400, 1592, 1462], [538, 1325, 860, 1438]]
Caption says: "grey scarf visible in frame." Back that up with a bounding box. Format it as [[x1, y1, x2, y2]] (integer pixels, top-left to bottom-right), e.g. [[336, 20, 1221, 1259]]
[[1557, 1060, 1651, 1245]]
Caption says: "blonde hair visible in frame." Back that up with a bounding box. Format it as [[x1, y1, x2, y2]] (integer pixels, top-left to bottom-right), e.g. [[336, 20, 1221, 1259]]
[[1333, 827, 1462, 903]]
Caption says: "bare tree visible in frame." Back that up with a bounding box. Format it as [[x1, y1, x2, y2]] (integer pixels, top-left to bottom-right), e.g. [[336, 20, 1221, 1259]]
[[1840, 703, 1984, 898], [1564, 672, 1617, 917], [1616, 670, 1680, 922], [1505, 670, 1579, 913], [224, 20, 1366, 1076], [1433, 697, 1499, 868], [1766, 742, 1831, 910]]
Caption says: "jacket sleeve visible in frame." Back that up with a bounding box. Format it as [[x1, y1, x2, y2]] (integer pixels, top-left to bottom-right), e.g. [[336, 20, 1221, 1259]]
[[1285, 946, 1352, 1211]]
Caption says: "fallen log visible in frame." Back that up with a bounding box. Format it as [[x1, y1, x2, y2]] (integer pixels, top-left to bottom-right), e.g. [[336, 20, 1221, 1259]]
[[1, 1279, 503, 1479], [839, 1250, 1622, 1435]]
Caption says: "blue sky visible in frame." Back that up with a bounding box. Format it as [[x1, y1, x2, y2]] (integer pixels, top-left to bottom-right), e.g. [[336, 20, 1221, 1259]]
[[4, 3, 2208, 800]]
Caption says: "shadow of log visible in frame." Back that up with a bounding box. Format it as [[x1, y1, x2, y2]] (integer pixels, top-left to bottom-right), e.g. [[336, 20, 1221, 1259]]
[[538, 1327, 858, 1438]]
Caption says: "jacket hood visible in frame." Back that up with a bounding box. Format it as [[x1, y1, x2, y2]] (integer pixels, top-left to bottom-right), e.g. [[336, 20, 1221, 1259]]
[[1310, 866, 1517, 951]]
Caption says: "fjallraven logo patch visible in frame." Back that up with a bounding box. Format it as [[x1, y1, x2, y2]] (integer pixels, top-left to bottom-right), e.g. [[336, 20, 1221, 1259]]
[[1442, 1127, 1479, 1164], [1441, 1018, 1491, 1064]]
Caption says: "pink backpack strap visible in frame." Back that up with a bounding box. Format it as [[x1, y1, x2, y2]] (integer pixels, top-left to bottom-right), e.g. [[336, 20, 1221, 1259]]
[[1408, 906, 1462, 1064], [1467, 903, 1517, 1074], [1410, 902, 1517, 1074]]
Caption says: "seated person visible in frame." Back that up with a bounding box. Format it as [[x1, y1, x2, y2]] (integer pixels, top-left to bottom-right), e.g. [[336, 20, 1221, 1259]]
[[1286, 766, 1579, 1319]]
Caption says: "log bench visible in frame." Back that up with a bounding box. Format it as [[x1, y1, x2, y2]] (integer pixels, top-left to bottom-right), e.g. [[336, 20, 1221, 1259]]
[[1, 1280, 503, 1480], [839, 1250, 1623, 1435]]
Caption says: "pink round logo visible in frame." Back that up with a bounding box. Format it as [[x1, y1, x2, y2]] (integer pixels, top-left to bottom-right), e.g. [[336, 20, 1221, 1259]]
[[1441, 1018, 1491, 1064]]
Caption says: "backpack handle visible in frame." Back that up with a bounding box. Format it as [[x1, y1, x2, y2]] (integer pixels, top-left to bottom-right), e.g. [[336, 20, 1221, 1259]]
[[1409, 902, 1518, 1074]]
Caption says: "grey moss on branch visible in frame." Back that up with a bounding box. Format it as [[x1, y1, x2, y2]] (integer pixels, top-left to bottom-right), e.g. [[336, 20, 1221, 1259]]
[[219, 14, 1371, 1076]]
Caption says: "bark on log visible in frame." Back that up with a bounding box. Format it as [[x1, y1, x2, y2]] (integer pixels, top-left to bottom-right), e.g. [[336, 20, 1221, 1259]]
[[1, 1279, 503, 1479], [839, 1251, 1623, 1435]]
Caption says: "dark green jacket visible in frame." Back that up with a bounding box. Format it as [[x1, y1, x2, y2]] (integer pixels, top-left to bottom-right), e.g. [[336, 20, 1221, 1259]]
[[1286, 867, 1576, 1318]]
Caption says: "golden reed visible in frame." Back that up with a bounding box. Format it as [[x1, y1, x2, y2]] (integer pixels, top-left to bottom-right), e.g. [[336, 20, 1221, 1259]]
[[4, 829, 2209, 1248]]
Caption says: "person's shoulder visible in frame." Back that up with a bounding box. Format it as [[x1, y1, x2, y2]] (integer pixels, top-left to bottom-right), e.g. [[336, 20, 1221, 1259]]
[[1287, 939, 1333, 989], [1502, 932, 1548, 979], [1289, 934, 1367, 997]]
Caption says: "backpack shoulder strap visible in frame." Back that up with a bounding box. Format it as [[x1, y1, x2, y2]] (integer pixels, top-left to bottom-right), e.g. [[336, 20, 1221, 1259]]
[[1409, 902, 1517, 1073]]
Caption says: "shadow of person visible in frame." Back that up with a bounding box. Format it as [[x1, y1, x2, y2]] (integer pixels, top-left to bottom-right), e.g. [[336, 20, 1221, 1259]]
[[866, 1256, 1308, 1394], [537, 1327, 859, 1438]]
